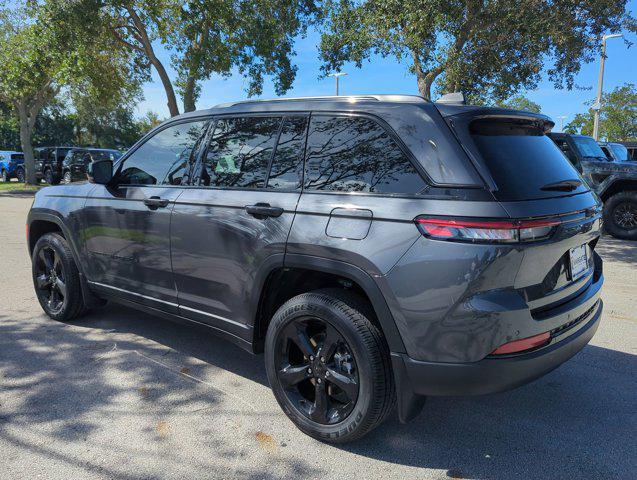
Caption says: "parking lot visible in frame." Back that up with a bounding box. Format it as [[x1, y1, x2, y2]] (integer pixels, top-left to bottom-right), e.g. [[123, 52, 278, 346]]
[[0, 194, 635, 480]]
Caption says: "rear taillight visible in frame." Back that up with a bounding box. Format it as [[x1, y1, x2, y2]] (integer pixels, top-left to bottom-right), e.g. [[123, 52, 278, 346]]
[[491, 332, 550, 355], [415, 217, 560, 243]]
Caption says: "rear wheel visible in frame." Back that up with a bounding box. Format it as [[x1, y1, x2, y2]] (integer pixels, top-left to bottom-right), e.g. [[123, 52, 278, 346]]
[[265, 289, 395, 443], [32, 233, 86, 321], [603, 191, 637, 240], [15, 167, 25, 183], [44, 168, 54, 185]]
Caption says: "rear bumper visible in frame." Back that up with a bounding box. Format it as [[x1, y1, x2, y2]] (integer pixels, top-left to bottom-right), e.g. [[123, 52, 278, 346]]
[[393, 298, 602, 398]]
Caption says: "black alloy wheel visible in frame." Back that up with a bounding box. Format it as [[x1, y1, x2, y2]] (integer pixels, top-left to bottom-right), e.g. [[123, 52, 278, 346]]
[[34, 245, 67, 315], [265, 289, 395, 443], [32, 233, 86, 321], [604, 191, 637, 240], [274, 317, 359, 425], [613, 201, 637, 230]]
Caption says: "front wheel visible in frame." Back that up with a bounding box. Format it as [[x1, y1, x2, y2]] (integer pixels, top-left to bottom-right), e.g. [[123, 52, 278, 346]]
[[32, 233, 86, 321], [1, 169, 7, 182], [63, 170, 72, 184], [265, 289, 395, 443], [603, 191, 637, 240]]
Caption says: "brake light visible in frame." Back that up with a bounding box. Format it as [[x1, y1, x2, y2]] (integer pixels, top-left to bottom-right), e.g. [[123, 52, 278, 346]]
[[415, 217, 560, 243], [491, 332, 550, 355]]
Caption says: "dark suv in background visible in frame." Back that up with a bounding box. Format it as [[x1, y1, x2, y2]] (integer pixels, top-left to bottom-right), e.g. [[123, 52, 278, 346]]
[[34, 146, 73, 184], [27, 96, 604, 442], [61, 148, 123, 183], [548, 133, 637, 239]]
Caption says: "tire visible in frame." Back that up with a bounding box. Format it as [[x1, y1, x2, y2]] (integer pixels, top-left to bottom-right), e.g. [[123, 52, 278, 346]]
[[32, 232, 86, 321], [15, 167, 25, 183], [63, 170, 72, 184], [265, 288, 395, 443], [1, 169, 7, 182], [44, 168, 54, 185], [603, 191, 637, 240]]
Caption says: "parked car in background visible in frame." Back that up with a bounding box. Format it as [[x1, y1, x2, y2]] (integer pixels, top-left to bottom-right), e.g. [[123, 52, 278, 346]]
[[61, 148, 123, 183], [619, 141, 637, 161], [28, 96, 604, 442], [548, 133, 637, 239], [34, 147, 74, 184], [0, 151, 25, 183], [599, 142, 631, 162]]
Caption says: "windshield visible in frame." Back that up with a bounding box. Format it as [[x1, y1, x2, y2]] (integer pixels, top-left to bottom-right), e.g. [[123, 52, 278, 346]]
[[610, 143, 629, 162], [469, 119, 589, 201], [10, 154, 24, 161], [571, 136, 606, 160]]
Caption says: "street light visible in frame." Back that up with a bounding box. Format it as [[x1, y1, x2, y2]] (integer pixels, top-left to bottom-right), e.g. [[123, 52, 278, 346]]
[[592, 33, 624, 140], [556, 115, 568, 132], [327, 72, 348, 96]]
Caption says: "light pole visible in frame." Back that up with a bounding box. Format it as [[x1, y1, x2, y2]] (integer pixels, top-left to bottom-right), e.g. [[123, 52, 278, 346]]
[[327, 72, 348, 96], [556, 115, 568, 132], [592, 33, 623, 140]]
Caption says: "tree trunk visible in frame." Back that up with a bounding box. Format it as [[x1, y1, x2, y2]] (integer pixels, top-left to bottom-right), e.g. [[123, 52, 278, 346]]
[[183, 74, 197, 112], [411, 51, 443, 100], [17, 105, 36, 185], [126, 7, 180, 117]]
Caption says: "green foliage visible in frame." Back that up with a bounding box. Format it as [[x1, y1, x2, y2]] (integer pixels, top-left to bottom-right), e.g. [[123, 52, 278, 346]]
[[565, 83, 637, 141], [319, 0, 636, 101], [0, 1, 143, 182], [494, 95, 542, 113]]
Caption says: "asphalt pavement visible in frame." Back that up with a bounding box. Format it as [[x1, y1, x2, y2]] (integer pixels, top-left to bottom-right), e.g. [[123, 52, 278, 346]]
[[0, 195, 635, 480]]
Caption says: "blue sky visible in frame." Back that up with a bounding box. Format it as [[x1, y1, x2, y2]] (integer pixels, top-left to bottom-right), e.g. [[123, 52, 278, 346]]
[[137, 2, 637, 131]]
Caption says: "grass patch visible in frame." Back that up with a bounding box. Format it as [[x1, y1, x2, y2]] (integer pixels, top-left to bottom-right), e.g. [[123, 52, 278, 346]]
[[0, 182, 41, 193]]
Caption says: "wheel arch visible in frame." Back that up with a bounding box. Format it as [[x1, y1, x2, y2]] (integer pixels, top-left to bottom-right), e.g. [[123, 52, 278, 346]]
[[599, 178, 637, 202], [251, 254, 406, 354]]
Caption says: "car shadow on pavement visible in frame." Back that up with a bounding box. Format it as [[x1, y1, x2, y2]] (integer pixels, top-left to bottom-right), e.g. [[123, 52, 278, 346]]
[[596, 235, 637, 263], [3, 304, 634, 479], [339, 344, 637, 479], [69, 304, 637, 478]]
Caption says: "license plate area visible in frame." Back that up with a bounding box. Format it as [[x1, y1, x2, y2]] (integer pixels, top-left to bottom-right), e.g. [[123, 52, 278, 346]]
[[569, 244, 589, 281]]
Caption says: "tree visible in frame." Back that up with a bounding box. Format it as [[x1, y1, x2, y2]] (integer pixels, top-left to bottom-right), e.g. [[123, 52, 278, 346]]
[[171, 0, 318, 112], [319, 0, 636, 101], [103, 0, 318, 116], [0, 2, 141, 183], [565, 83, 637, 141], [494, 95, 542, 113]]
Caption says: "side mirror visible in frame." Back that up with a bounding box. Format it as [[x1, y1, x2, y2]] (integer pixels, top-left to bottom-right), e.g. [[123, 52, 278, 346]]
[[88, 159, 113, 184]]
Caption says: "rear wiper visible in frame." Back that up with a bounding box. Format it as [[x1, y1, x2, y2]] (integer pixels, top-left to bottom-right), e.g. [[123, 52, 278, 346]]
[[540, 179, 582, 192]]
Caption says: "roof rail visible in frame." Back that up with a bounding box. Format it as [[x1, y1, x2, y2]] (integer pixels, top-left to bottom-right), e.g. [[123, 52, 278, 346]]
[[213, 94, 426, 108]]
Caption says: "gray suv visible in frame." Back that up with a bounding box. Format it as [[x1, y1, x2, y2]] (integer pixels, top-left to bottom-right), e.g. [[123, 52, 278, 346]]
[[27, 96, 604, 442]]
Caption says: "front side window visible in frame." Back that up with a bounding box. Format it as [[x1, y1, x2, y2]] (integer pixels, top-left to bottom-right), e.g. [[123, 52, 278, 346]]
[[118, 120, 207, 186], [303, 115, 427, 194], [201, 116, 281, 188]]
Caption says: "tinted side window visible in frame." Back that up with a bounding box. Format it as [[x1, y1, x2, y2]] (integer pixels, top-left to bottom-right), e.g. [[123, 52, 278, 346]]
[[118, 120, 207, 186], [266, 116, 307, 190], [201, 116, 281, 188], [304, 115, 427, 194]]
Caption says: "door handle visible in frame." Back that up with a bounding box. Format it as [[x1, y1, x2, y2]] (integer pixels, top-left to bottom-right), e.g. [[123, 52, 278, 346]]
[[245, 203, 284, 219], [143, 196, 170, 210]]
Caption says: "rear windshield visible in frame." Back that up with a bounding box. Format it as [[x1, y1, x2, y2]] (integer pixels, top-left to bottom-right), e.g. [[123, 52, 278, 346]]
[[571, 136, 606, 161], [10, 154, 23, 161], [469, 119, 589, 201]]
